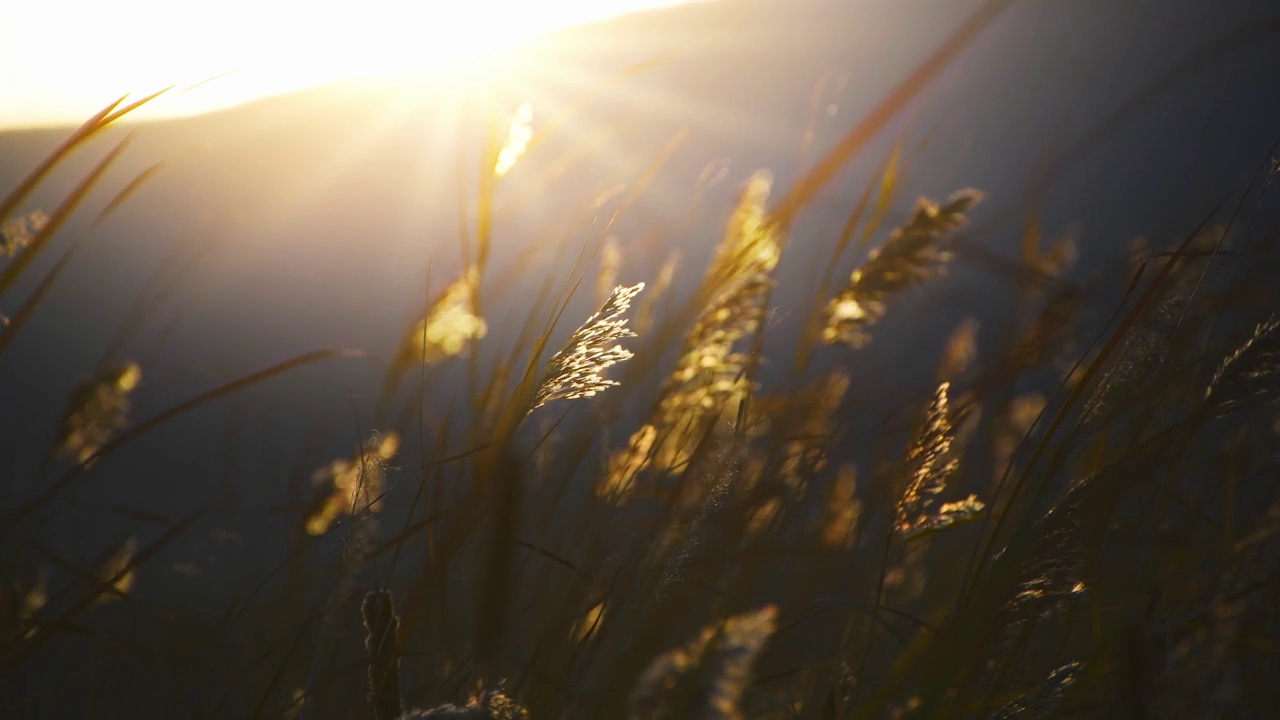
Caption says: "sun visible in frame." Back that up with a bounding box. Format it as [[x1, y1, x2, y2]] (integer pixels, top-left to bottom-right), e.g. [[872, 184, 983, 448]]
[[0, 0, 688, 129]]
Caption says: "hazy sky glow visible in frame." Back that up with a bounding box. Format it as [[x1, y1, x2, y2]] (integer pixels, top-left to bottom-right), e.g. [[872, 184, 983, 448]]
[[0, 0, 686, 129]]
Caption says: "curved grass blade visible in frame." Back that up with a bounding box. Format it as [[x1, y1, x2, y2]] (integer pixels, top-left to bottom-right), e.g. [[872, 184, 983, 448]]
[[0, 160, 171, 360], [0, 135, 132, 298], [769, 0, 1015, 230], [0, 87, 169, 222]]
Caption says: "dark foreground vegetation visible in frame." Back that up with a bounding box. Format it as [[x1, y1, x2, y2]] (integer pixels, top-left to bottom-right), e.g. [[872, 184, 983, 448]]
[[3, 2, 1280, 718]]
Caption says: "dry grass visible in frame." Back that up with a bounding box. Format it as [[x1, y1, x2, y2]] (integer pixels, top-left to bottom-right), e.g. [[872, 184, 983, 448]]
[[3, 9, 1280, 719], [822, 189, 982, 348]]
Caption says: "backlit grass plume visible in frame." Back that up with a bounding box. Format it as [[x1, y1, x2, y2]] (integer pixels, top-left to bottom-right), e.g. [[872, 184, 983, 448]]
[[1204, 318, 1280, 416], [0, 209, 48, 257], [530, 282, 644, 412], [894, 381, 983, 537], [991, 661, 1083, 720], [704, 170, 780, 295], [399, 690, 529, 719], [573, 600, 607, 643], [823, 188, 983, 347], [495, 103, 534, 177], [602, 175, 781, 498], [305, 432, 400, 536], [602, 274, 771, 498], [394, 267, 487, 369], [56, 362, 141, 465], [628, 605, 777, 720]]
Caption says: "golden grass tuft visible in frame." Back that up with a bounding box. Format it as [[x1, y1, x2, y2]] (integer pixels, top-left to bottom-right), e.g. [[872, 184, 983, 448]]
[[894, 381, 984, 537], [304, 432, 400, 536], [822, 189, 982, 348], [400, 690, 530, 719], [596, 171, 778, 502], [495, 103, 534, 177], [573, 600, 607, 643], [627, 605, 777, 720], [601, 277, 768, 498], [601, 173, 784, 499], [394, 267, 488, 370], [14, 19, 1280, 716], [0, 209, 48, 257], [56, 362, 141, 466], [704, 170, 780, 295], [1205, 317, 1280, 416], [530, 281, 645, 412]]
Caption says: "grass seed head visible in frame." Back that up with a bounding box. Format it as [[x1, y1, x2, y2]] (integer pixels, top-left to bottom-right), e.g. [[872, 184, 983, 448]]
[[56, 362, 142, 466], [894, 382, 984, 537], [823, 189, 982, 348], [600, 175, 782, 500], [628, 605, 777, 720], [530, 281, 644, 411], [705, 170, 780, 296], [305, 432, 399, 536], [402, 690, 529, 719], [495, 103, 534, 177], [0, 209, 48, 256], [396, 267, 487, 369], [1205, 318, 1280, 416]]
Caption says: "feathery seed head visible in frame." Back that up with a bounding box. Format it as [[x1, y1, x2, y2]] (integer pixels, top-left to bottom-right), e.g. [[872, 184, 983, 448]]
[[823, 189, 982, 348], [530, 282, 644, 411], [1206, 318, 1280, 415], [398, 267, 487, 367], [705, 170, 780, 298], [56, 362, 142, 466], [494, 103, 533, 177], [401, 690, 529, 719], [894, 382, 984, 537], [0, 209, 48, 256], [628, 605, 777, 720], [600, 187, 779, 499], [305, 431, 400, 536]]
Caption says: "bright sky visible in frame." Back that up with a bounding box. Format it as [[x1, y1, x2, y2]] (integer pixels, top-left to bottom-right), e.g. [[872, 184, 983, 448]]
[[0, 0, 685, 129]]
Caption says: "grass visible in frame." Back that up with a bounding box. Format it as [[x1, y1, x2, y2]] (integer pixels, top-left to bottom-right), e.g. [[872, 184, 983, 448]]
[[3, 4, 1280, 718]]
